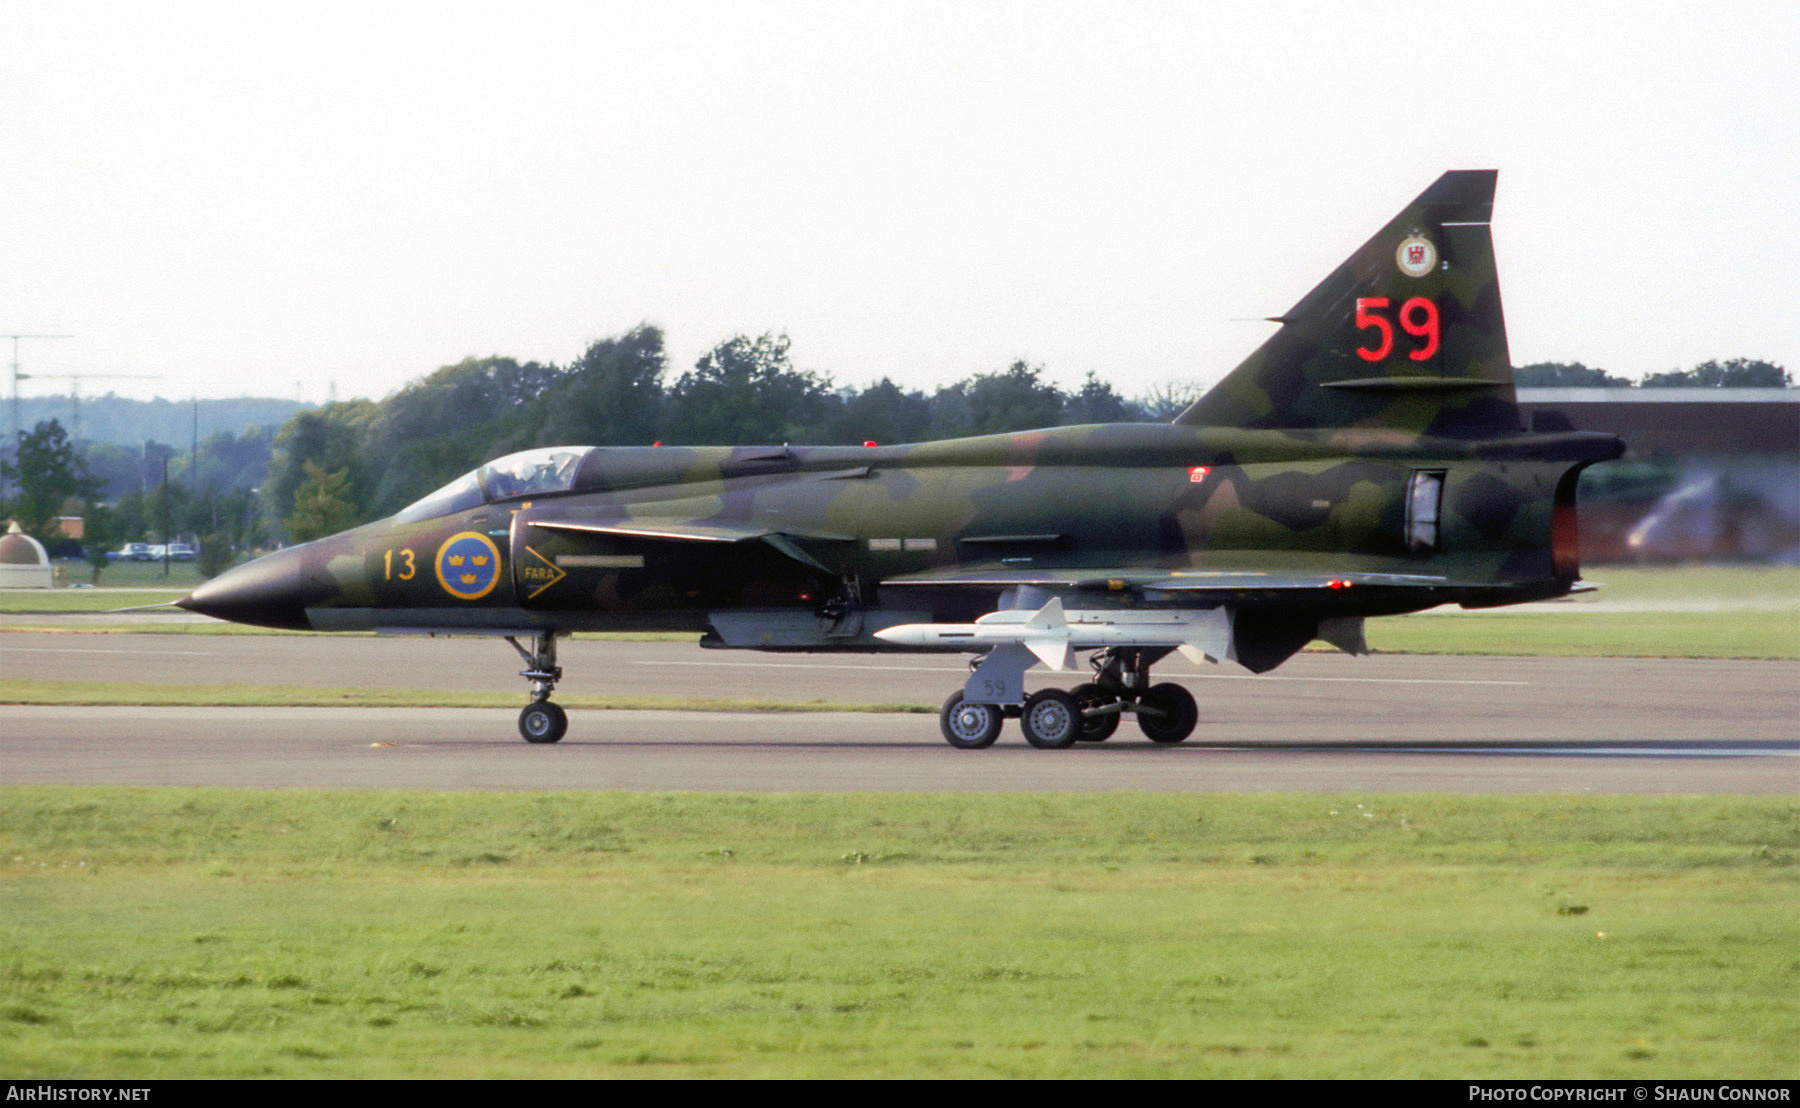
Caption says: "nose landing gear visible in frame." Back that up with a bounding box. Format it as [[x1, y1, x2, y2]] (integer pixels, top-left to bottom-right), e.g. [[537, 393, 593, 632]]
[[507, 631, 567, 743]]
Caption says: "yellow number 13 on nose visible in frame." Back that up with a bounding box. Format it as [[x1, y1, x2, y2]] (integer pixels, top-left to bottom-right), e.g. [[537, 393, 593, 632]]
[[384, 548, 416, 581]]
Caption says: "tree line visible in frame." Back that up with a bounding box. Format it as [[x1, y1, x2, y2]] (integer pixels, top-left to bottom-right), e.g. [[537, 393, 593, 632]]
[[1513, 358, 1789, 388]]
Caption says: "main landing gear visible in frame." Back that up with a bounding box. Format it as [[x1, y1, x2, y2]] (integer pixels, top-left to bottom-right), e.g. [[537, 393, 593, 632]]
[[507, 631, 567, 743], [938, 647, 1199, 750]]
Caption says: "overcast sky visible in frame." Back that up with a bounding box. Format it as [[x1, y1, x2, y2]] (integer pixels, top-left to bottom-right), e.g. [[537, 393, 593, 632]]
[[4, 1, 1796, 407]]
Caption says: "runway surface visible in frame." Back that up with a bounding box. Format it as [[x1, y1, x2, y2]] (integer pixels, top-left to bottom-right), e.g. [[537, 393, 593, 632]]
[[2, 632, 1796, 793]]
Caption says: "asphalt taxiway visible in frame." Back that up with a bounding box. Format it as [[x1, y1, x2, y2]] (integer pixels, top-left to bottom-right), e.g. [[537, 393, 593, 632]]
[[2, 632, 1795, 792]]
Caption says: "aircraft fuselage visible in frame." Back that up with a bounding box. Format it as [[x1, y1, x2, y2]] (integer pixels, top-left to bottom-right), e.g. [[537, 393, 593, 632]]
[[187, 422, 1618, 642]]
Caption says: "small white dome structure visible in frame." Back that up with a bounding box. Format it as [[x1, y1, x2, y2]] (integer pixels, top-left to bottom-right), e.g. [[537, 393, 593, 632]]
[[0, 521, 54, 588]]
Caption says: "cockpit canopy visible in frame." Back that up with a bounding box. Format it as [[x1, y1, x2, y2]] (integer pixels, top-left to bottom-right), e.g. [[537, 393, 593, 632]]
[[394, 448, 590, 523]]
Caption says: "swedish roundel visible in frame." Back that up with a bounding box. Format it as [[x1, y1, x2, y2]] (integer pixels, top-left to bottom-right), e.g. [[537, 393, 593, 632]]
[[435, 531, 502, 601]]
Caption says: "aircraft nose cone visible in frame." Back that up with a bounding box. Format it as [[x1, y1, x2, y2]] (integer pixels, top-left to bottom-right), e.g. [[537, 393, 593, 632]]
[[177, 545, 321, 631]]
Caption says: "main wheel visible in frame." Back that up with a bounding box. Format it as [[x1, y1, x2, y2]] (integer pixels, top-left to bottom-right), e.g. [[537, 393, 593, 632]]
[[1070, 682, 1121, 742], [1020, 689, 1081, 749], [1135, 682, 1197, 744], [519, 701, 568, 744], [940, 691, 1002, 749]]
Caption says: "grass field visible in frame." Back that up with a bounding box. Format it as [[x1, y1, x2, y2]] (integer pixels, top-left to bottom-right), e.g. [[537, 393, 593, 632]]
[[4, 568, 1795, 1078], [42, 560, 211, 591], [1370, 609, 1798, 659], [1371, 566, 1800, 657], [3, 789, 1794, 1079], [0, 679, 928, 713]]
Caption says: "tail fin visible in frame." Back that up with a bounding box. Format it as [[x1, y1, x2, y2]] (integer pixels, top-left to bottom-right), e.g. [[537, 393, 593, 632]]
[[1175, 170, 1519, 437]]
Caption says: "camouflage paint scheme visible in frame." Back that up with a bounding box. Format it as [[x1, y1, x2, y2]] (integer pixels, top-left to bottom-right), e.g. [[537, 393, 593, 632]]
[[182, 171, 1623, 742]]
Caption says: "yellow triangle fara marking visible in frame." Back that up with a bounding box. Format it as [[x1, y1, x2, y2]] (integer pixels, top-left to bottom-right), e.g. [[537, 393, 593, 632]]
[[524, 545, 567, 601]]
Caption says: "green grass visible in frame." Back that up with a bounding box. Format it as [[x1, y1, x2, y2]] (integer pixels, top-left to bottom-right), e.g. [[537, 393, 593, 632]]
[[1578, 565, 1800, 604], [1370, 609, 1798, 658], [50, 561, 211, 590], [0, 680, 928, 713], [2, 788, 1794, 1079], [0, 587, 191, 613], [1368, 566, 1800, 659]]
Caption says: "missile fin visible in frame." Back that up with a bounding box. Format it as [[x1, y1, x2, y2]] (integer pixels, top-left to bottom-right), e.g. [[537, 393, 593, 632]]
[[1176, 644, 1215, 666], [1027, 638, 1075, 671]]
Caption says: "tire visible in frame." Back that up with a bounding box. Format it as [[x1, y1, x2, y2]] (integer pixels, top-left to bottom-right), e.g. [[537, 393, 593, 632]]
[[1070, 682, 1121, 742], [1020, 689, 1081, 750], [940, 691, 1003, 749], [1136, 682, 1197, 744], [519, 701, 568, 744]]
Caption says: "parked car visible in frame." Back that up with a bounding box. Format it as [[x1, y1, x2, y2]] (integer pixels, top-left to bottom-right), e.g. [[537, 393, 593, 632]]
[[110, 543, 152, 562], [167, 543, 197, 562]]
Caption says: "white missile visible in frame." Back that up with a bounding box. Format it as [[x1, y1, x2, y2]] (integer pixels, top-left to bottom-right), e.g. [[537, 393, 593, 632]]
[[874, 598, 1232, 671]]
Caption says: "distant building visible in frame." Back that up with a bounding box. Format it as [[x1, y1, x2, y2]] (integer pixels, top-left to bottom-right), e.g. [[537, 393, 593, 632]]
[[0, 521, 54, 588], [1516, 388, 1799, 563]]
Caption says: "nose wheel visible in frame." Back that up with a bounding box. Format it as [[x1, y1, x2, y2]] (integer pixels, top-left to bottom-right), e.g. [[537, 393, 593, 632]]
[[519, 700, 568, 744], [506, 632, 567, 743]]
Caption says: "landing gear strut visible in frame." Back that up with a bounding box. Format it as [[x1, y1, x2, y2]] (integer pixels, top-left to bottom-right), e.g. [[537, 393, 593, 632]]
[[506, 631, 567, 743], [1069, 682, 1122, 742], [937, 646, 1199, 749], [1086, 647, 1198, 745]]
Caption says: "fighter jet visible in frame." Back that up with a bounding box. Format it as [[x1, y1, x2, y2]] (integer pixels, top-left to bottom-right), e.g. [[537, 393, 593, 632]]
[[180, 170, 1624, 748]]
